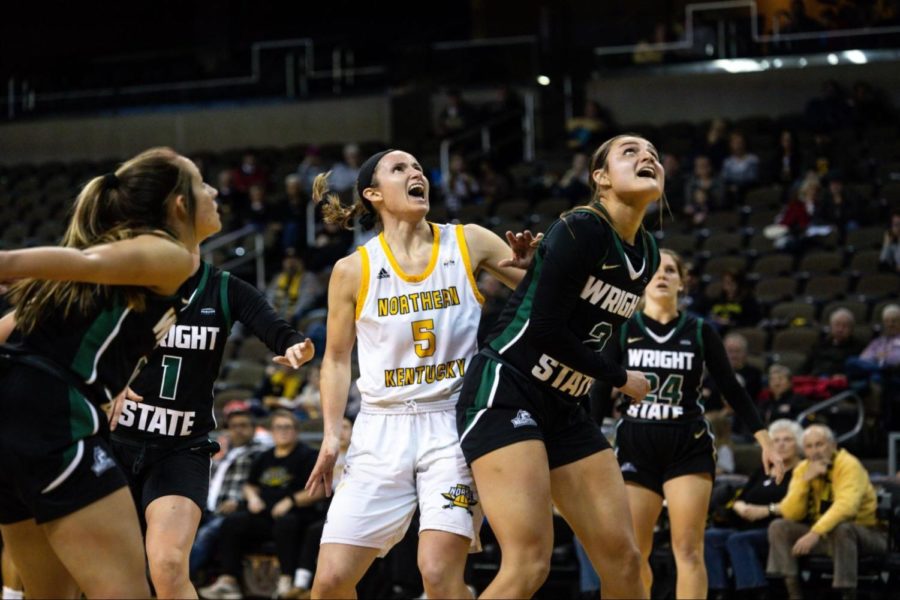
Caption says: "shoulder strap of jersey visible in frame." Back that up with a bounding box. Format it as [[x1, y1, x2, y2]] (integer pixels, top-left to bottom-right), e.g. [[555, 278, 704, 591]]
[[220, 271, 232, 333]]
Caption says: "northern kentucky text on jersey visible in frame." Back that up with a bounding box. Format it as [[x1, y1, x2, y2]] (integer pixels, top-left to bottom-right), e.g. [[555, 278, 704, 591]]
[[158, 325, 221, 350], [384, 358, 467, 388], [627, 349, 696, 370], [377, 287, 461, 317], [579, 275, 641, 318]]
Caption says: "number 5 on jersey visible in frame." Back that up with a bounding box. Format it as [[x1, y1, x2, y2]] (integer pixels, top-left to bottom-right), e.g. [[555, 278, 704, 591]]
[[412, 319, 436, 358]]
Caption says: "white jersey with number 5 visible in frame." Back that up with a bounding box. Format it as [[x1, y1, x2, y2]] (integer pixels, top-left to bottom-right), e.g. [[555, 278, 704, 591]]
[[355, 222, 485, 412]]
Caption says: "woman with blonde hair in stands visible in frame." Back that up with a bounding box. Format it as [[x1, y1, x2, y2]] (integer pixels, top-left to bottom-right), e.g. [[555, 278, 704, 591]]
[[304, 149, 538, 599], [0, 147, 218, 598]]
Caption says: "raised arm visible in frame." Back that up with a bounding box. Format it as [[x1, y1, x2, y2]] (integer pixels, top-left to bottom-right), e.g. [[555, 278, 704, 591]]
[[462, 223, 530, 289], [702, 322, 784, 483], [0, 234, 194, 296], [305, 252, 360, 497]]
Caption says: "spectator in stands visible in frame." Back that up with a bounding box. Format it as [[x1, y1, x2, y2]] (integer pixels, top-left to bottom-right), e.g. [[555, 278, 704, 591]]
[[304, 219, 353, 274], [327, 143, 362, 195], [845, 304, 900, 400], [771, 129, 805, 188], [264, 362, 322, 421], [257, 362, 307, 415], [708, 269, 762, 333], [804, 80, 851, 133], [441, 152, 481, 217], [296, 146, 327, 199], [694, 118, 729, 171], [681, 262, 706, 317], [802, 309, 867, 377], [806, 132, 839, 178], [274, 174, 310, 252], [878, 211, 900, 273], [778, 0, 824, 34], [767, 424, 887, 600], [848, 80, 896, 130], [266, 248, 322, 323], [761, 364, 811, 422], [190, 401, 266, 581], [557, 152, 592, 203], [243, 183, 270, 232], [435, 88, 477, 138], [704, 332, 765, 438], [217, 169, 246, 230], [656, 152, 685, 216], [775, 172, 820, 253], [565, 99, 614, 152], [721, 131, 760, 207], [232, 152, 269, 194], [477, 157, 512, 205], [684, 154, 724, 212], [820, 170, 862, 235], [705, 419, 803, 600], [712, 412, 736, 475], [684, 187, 712, 229], [199, 410, 324, 600], [632, 22, 669, 64], [723, 332, 764, 403]]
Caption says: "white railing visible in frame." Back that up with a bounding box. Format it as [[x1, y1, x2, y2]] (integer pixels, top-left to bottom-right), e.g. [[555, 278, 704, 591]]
[[796, 389, 865, 445], [439, 92, 536, 185], [592, 0, 900, 57], [4, 38, 387, 119], [200, 224, 266, 290]]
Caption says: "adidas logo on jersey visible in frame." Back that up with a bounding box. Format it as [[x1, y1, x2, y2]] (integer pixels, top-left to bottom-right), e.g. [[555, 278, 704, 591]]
[[377, 268, 391, 279], [621, 462, 637, 473]]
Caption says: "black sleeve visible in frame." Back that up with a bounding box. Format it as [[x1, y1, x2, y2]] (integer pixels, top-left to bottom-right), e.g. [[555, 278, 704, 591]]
[[589, 332, 625, 420], [229, 274, 305, 355], [702, 321, 765, 433], [525, 214, 628, 388]]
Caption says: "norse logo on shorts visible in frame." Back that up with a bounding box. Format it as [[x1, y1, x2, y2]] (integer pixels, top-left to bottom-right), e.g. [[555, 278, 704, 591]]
[[441, 484, 478, 515], [510, 409, 537, 428], [91, 446, 116, 476]]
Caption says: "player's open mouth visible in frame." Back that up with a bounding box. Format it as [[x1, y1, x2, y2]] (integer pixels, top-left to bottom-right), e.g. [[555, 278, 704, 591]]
[[408, 183, 426, 198]]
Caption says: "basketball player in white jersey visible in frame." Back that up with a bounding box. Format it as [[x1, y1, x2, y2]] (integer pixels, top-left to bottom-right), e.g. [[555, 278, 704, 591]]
[[304, 149, 534, 599]]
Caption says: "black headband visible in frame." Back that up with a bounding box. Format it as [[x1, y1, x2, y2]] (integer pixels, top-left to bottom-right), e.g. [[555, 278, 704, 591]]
[[356, 149, 395, 200]]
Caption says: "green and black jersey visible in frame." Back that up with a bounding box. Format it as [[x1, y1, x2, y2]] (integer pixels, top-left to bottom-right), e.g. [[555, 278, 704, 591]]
[[484, 205, 659, 400], [598, 311, 765, 431], [20, 288, 183, 407], [117, 262, 305, 442]]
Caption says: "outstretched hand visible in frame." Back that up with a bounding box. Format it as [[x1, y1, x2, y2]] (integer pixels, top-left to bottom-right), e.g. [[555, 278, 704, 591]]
[[498, 230, 543, 269], [273, 338, 315, 369], [305, 436, 341, 498], [108, 387, 143, 431]]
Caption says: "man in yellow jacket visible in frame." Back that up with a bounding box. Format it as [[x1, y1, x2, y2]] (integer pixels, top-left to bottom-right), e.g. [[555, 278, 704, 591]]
[[766, 424, 887, 599]]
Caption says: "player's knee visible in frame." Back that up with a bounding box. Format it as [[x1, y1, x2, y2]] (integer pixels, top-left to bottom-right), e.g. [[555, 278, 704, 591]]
[[671, 537, 704, 568], [311, 566, 353, 597], [501, 544, 552, 593], [417, 554, 462, 593], [147, 546, 188, 587]]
